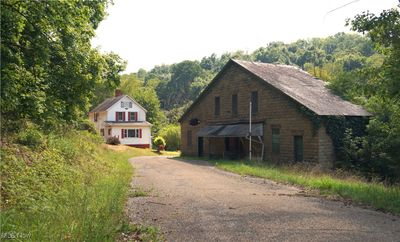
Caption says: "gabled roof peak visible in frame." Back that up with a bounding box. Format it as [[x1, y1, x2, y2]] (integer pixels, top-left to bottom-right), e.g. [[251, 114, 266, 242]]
[[89, 94, 147, 113]]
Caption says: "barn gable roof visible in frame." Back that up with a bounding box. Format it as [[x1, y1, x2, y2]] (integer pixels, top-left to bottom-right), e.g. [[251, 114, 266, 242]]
[[179, 59, 370, 122], [233, 59, 371, 116]]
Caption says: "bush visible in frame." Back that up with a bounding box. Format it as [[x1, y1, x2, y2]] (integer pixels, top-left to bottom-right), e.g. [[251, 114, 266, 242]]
[[78, 119, 97, 134], [153, 136, 166, 147], [107, 136, 121, 145], [16, 128, 44, 148], [159, 124, 181, 151]]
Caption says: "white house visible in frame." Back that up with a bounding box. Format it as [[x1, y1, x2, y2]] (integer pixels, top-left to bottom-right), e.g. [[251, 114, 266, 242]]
[[88, 90, 152, 148]]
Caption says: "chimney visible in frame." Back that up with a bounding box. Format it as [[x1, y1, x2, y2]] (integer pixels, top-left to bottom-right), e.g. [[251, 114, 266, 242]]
[[115, 89, 122, 97]]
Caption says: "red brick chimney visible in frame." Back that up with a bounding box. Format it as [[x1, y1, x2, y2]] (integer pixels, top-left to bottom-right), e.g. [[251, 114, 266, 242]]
[[115, 89, 123, 97]]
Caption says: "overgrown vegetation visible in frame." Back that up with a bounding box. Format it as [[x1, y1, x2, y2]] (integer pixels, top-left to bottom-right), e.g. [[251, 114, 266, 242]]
[[208, 159, 400, 214], [159, 124, 181, 151], [1, 127, 129, 240]]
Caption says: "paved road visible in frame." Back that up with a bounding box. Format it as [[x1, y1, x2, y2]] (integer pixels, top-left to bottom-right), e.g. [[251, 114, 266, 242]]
[[126, 156, 400, 242]]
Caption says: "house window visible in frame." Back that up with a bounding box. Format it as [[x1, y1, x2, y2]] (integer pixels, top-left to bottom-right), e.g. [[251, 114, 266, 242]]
[[116, 112, 125, 122], [232, 94, 238, 116], [121, 129, 142, 138], [214, 96, 220, 116], [294, 135, 303, 161], [187, 130, 192, 146], [129, 112, 138, 121], [251, 91, 258, 113], [272, 128, 280, 154], [94, 113, 98, 122], [100, 128, 105, 136], [108, 128, 112, 135], [121, 101, 132, 108]]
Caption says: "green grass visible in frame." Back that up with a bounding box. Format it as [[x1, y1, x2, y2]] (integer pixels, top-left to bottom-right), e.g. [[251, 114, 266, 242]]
[[206, 159, 400, 214], [0, 129, 173, 241], [129, 187, 151, 197], [118, 222, 164, 241]]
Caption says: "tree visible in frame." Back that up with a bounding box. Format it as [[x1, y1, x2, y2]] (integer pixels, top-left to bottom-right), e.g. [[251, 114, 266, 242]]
[[347, 6, 400, 98], [1, 0, 124, 129], [341, 6, 400, 182]]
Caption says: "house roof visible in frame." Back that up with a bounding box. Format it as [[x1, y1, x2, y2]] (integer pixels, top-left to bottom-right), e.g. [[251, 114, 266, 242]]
[[233, 59, 370, 116], [89, 95, 147, 113], [179, 59, 370, 122]]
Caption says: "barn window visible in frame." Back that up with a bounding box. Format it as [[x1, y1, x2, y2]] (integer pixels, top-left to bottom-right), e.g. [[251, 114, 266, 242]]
[[232, 94, 238, 115], [108, 128, 112, 136], [272, 128, 280, 154], [251, 91, 258, 113], [94, 113, 98, 122], [100, 129, 105, 136], [214, 96, 220, 116], [294, 135, 303, 161], [187, 130, 192, 146]]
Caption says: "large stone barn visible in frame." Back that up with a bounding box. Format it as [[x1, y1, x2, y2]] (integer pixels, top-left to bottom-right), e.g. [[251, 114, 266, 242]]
[[178, 59, 370, 166]]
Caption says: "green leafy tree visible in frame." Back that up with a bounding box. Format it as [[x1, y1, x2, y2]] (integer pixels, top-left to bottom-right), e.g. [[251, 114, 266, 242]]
[[339, 6, 400, 182], [1, 0, 124, 130]]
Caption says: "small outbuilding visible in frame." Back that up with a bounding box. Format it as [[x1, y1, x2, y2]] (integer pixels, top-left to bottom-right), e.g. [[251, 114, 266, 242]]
[[179, 59, 370, 166]]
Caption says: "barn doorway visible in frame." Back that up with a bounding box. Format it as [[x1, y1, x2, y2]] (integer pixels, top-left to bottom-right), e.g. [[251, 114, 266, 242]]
[[198, 137, 204, 157]]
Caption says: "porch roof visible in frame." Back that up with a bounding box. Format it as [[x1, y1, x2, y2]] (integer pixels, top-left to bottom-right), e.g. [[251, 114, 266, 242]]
[[197, 123, 263, 137]]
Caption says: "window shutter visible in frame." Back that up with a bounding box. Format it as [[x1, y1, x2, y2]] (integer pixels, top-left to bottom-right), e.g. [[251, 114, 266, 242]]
[[123, 112, 126, 121], [135, 112, 138, 121], [139, 129, 142, 138], [128, 112, 131, 121], [115, 112, 118, 122], [121, 129, 124, 139]]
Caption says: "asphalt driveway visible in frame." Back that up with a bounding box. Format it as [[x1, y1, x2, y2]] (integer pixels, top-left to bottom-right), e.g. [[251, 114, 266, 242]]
[[126, 156, 400, 242]]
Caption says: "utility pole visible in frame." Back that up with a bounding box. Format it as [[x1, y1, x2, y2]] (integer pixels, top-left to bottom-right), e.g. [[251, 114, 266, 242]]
[[249, 101, 252, 161]]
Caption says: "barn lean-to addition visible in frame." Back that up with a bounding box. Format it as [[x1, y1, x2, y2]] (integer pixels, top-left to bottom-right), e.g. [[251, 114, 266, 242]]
[[89, 90, 152, 148], [179, 59, 370, 166]]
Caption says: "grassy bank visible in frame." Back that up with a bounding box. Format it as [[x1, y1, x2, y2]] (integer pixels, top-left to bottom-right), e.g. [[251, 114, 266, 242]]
[[0, 128, 175, 241], [207, 159, 400, 214]]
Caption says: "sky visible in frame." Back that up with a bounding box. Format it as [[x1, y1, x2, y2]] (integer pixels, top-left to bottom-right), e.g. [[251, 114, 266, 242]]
[[92, 0, 398, 73]]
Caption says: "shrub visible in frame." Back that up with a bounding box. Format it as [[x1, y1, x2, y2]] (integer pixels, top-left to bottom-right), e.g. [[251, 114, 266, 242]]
[[153, 136, 166, 147], [107, 136, 121, 145], [78, 119, 97, 134], [16, 128, 44, 148], [159, 124, 181, 151]]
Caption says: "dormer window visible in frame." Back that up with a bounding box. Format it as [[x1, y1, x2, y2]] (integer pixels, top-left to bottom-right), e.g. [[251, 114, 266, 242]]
[[121, 101, 132, 109]]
